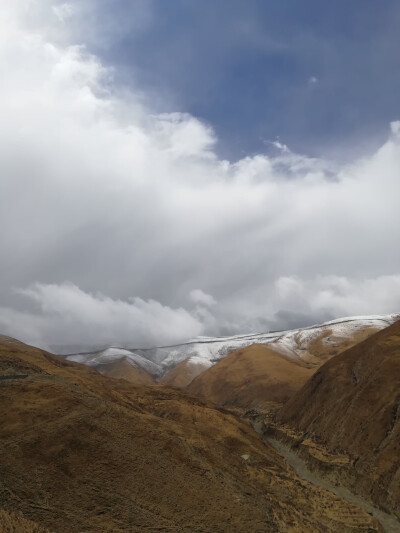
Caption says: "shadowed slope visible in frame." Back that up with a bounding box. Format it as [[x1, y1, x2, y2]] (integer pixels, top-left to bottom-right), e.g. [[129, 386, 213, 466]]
[[278, 320, 400, 518]]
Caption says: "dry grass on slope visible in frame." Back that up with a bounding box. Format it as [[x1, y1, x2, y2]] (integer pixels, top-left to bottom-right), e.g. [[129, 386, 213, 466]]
[[159, 358, 210, 388], [289, 325, 380, 365], [95, 357, 155, 386], [278, 320, 400, 518], [0, 336, 381, 533], [187, 344, 314, 411], [0, 509, 51, 533], [161, 324, 380, 394]]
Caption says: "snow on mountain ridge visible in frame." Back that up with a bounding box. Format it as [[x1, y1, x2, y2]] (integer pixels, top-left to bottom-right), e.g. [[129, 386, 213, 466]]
[[64, 314, 400, 379], [68, 347, 162, 378]]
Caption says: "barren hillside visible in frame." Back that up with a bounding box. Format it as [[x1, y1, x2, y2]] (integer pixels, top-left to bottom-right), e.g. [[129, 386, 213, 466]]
[[0, 335, 382, 532], [277, 320, 400, 518]]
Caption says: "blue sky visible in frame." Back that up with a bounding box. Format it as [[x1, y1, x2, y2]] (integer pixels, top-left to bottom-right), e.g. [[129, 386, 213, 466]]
[[85, 0, 400, 160]]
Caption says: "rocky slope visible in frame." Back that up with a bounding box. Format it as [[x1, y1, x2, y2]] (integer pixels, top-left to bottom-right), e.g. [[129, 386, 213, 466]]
[[0, 335, 382, 532], [275, 319, 400, 519]]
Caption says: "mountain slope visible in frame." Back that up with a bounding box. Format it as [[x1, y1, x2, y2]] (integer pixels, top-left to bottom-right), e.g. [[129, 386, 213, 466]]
[[0, 335, 381, 533], [277, 319, 400, 518], [187, 344, 314, 410], [67, 346, 162, 379], [159, 357, 211, 388], [94, 357, 155, 385], [64, 314, 398, 387]]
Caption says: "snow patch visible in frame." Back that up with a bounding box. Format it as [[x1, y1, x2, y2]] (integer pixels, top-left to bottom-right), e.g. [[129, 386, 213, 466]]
[[65, 313, 399, 379]]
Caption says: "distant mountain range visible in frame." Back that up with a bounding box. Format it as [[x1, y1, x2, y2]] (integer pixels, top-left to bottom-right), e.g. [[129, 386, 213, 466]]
[[62, 314, 399, 387]]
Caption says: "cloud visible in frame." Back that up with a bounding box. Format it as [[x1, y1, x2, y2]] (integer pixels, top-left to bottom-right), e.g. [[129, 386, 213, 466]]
[[0, 283, 203, 349], [189, 289, 217, 307], [272, 274, 400, 320], [53, 3, 75, 23], [0, 2, 399, 348], [391, 120, 400, 137]]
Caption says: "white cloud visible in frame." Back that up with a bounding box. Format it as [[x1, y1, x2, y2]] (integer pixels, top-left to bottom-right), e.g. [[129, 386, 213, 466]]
[[189, 289, 217, 307], [273, 274, 400, 320], [391, 120, 400, 137], [0, 2, 399, 347], [0, 283, 203, 349], [53, 3, 75, 23]]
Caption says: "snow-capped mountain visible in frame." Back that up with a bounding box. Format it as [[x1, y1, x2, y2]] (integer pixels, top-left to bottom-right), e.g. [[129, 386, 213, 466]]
[[67, 347, 163, 379], [63, 314, 399, 381]]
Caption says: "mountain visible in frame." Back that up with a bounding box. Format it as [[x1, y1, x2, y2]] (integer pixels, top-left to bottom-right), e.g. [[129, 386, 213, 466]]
[[276, 319, 400, 519], [63, 314, 399, 387], [0, 334, 382, 532], [93, 356, 155, 385], [158, 357, 211, 388], [66, 346, 162, 385], [184, 315, 398, 413], [187, 344, 314, 410]]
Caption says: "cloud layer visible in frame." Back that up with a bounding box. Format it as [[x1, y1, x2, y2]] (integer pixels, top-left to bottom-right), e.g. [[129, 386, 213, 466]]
[[1, 2, 400, 348]]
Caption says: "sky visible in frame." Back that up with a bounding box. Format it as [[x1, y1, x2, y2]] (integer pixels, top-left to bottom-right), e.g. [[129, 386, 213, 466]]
[[1, 0, 400, 349]]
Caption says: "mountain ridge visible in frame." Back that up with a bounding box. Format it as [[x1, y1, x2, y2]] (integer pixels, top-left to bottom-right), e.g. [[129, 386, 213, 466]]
[[63, 313, 399, 386]]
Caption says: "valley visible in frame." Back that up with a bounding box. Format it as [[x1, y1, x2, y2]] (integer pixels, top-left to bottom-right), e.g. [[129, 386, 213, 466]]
[[1, 315, 400, 532]]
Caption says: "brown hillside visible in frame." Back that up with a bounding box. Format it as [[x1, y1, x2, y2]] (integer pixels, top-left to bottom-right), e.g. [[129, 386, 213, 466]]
[[159, 358, 210, 388], [270, 325, 380, 365], [278, 320, 400, 518], [0, 335, 381, 532], [96, 357, 155, 385], [187, 344, 314, 411], [160, 324, 380, 394]]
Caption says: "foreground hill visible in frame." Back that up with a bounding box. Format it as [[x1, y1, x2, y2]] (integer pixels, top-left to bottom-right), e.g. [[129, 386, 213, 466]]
[[276, 320, 400, 519], [64, 314, 398, 388], [0, 335, 381, 532], [187, 344, 314, 410]]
